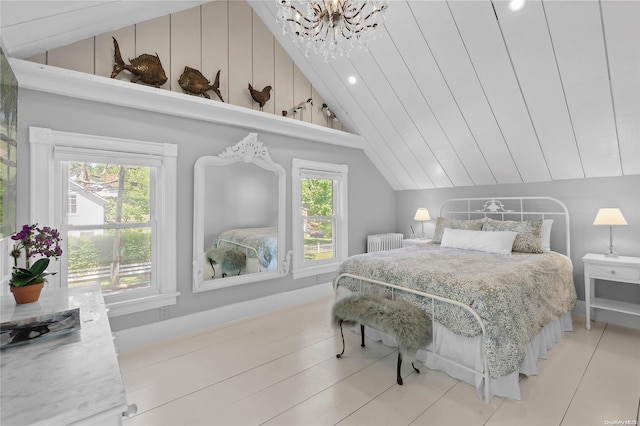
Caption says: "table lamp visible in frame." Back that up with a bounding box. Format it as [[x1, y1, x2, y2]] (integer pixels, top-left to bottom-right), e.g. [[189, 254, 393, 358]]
[[414, 208, 431, 239], [593, 208, 627, 257]]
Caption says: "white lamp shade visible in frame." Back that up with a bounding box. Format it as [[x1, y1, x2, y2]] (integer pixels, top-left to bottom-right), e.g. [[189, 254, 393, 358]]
[[414, 208, 431, 221], [593, 208, 628, 226]]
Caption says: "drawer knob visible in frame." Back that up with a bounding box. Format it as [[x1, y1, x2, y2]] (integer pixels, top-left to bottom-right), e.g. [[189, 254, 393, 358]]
[[610, 270, 616, 275]]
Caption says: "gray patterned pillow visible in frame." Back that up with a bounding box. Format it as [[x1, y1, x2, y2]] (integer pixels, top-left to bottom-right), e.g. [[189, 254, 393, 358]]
[[482, 218, 544, 253], [432, 217, 484, 244]]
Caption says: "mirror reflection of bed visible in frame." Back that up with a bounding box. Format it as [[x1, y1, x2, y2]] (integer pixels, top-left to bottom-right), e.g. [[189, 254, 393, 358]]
[[202, 162, 278, 280]]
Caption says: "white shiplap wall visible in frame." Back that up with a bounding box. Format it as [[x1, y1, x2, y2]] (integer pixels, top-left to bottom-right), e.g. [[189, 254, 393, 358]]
[[25, 0, 342, 132]]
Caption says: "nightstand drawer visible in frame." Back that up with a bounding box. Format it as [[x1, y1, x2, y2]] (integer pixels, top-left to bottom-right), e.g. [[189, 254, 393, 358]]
[[588, 264, 640, 281]]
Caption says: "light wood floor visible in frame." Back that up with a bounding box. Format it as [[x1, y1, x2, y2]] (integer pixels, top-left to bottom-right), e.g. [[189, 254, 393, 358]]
[[118, 296, 640, 426]]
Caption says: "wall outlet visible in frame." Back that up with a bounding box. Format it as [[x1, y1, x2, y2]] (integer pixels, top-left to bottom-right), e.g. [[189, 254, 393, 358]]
[[160, 305, 171, 320]]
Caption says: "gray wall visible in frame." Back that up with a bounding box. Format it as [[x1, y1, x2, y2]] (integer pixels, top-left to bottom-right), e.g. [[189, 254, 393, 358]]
[[15, 88, 396, 331], [15, 87, 638, 332], [395, 175, 640, 309]]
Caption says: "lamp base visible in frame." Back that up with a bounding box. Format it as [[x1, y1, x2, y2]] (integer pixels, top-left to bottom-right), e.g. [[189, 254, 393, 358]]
[[604, 245, 618, 257]]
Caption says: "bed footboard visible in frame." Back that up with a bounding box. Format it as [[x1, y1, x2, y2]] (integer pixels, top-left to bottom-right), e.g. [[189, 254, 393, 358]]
[[333, 272, 491, 403]]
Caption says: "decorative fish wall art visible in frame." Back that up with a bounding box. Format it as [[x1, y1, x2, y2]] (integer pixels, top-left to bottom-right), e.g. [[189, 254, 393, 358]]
[[178, 67, 224, 102], [110, 37, 167, 88]]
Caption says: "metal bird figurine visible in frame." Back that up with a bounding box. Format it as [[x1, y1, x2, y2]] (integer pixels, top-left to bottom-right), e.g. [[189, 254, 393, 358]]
[[178, 67, 224, 102], [248, 83, 272, 111], [292, 98, 313, 116], [110, 37, 167, 87], [321, 103, 339, 122]]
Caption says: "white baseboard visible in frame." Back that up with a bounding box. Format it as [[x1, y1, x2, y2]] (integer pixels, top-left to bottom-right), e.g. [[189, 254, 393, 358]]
[[572, 300, 640, 330], [114, 282, 334, 353]]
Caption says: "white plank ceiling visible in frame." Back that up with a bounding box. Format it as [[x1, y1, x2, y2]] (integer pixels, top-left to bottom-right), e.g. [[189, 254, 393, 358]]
[[1, 0, 638, 190]]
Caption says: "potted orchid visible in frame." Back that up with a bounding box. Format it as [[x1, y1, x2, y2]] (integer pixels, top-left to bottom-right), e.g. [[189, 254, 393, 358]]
[[9, 224, 63, 303]]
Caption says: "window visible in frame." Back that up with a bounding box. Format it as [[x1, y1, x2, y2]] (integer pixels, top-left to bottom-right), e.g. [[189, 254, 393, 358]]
[[68, 194, 77, 214], [64, 162, 152, 296], [292, 159, 348, 279], [30, 127, 178, 317]]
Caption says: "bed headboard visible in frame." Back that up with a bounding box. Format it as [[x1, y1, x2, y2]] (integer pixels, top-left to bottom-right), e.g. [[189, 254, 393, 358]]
[[440, 197, 570, 257]]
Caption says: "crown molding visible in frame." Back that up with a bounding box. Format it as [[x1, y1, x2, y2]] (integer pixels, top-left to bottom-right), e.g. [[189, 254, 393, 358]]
[[10, 58, 365, 150]]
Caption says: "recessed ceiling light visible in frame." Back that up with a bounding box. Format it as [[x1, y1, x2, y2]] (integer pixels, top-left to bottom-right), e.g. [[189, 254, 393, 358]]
[[509, 0, 526, 11], [348, 76, 357, 85]]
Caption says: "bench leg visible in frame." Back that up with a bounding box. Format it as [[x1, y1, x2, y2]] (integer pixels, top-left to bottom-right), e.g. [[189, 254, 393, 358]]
[[337, 323, 366, 359], [412, 362, 420, 374], [397, 352, 403, 385], [336, 320, 345, 358], [209, 259, 216, 279]]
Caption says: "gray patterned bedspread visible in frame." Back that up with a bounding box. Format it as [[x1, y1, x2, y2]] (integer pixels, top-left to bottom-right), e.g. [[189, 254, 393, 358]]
[[218, 227, 277, 268], [335, 245, 577, 378]]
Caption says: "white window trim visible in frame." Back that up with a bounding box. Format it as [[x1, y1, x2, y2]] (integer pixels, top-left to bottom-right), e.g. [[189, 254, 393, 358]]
[[29, 126, 179, 317], [291, 158, 348, 279]]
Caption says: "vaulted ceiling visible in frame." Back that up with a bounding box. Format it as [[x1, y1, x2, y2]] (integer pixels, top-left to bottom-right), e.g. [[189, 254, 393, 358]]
[[2, 1, 638, 190]]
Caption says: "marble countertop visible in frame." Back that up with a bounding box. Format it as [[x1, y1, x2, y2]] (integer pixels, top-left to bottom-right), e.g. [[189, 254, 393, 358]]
[[1, 283, 127, 426]]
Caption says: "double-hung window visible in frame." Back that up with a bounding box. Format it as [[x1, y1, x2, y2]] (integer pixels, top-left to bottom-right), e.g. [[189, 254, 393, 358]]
[[29, 127, 178, 316], [291, 159, 348, 279]]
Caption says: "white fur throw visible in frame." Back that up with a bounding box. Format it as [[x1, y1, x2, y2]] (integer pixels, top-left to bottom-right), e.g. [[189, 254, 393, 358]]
[[332, 293, 432, 362], [206, 247, 246, 276]]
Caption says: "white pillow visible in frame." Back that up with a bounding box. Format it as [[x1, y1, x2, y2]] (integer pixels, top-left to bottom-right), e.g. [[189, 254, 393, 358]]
[[541, 219, 553, 252], [440, 228, 518, 255]]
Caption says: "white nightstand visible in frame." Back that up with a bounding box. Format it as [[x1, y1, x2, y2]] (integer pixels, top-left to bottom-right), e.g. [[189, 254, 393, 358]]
[[582, 253, 640, 330], [402, 238, 432, 247]]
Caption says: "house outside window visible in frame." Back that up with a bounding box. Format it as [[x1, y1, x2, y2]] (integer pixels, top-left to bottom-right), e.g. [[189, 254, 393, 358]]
[[291, 158, 348, 279], [29, 127, 178, 317], [68, 194, 77, 214], [66, 180, 106, 236]]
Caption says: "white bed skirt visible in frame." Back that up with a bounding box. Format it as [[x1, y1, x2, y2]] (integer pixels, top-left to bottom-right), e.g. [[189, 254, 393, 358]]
[[356, 312, 573, 401]]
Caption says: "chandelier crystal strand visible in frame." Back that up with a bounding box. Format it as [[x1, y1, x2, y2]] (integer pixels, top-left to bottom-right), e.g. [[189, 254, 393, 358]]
[[276, 0, 389, 61]]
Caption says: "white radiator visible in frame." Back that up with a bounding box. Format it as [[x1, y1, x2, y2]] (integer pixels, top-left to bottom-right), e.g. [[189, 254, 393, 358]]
[[367, 233, 404, 253]]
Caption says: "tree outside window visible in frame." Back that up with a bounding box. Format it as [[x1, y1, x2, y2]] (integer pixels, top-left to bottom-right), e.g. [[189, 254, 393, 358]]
[[301, 178, 334, 261], [66, 162, 152, 295]]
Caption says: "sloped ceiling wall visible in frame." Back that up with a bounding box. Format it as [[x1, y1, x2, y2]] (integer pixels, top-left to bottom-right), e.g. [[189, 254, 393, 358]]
[[252, 0, 640, 190], [2, 0, 639, 191]]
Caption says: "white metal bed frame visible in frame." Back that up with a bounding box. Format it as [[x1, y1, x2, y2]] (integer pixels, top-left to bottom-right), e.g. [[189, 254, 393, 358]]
[[333, 196, 571, 403]]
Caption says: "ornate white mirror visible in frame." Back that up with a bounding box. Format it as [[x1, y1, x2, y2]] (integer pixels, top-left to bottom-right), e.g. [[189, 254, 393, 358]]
[[192, 133, 292, 292]]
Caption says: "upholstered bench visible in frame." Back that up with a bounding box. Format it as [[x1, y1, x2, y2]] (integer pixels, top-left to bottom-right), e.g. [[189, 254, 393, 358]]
[[206, 247, 246, 278], [331, 293, 433, 385]]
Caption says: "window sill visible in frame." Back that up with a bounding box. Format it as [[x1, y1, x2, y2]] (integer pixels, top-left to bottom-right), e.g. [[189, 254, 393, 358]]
[[292, 262, 340, 280], [106, 291, 179, 318]]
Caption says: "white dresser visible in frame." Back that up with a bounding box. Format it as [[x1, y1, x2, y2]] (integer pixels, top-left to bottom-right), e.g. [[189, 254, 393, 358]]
[[1, 283, 128, 425]]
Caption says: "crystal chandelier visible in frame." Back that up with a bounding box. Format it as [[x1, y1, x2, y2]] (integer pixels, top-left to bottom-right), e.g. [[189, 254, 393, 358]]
[[276, 0, 389, 60]]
